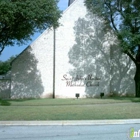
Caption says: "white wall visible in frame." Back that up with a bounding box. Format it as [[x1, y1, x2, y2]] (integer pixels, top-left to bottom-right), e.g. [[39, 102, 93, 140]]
[[0, 79, 10, 99], [110, 46, 135, 96], [11, 46, 46, 98]]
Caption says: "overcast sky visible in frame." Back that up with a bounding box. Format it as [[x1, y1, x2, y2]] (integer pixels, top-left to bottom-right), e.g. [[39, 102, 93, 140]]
[[0, 0, 69, 61]]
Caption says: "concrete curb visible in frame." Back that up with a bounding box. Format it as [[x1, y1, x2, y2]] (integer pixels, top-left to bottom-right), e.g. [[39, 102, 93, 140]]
[[0, 119, 140, 126]]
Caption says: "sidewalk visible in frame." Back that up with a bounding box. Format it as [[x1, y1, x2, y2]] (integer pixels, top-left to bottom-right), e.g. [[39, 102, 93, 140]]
[[0, 119, 140, 126]]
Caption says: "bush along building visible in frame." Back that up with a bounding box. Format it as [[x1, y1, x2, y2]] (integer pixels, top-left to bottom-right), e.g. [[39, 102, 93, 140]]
[[10, 0, 135, 99]]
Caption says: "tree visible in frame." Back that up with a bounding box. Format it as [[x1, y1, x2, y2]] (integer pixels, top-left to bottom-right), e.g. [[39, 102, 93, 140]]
[[0, 56, 15, 75], [0, 0, 61, 54], [85, 0, 140, 97]]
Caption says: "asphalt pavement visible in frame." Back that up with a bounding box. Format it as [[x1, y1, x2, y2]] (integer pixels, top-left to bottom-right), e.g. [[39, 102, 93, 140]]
[[0, 123, 140, 140], [0, 120, 140, 140]]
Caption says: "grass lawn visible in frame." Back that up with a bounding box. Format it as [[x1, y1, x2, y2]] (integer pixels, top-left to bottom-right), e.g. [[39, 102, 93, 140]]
[[0, 97, 140, 120]]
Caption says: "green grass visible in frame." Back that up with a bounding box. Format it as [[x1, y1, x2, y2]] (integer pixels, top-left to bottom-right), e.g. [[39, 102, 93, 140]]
[[0, 97, 140, 120], [0, 97, 140, 106]]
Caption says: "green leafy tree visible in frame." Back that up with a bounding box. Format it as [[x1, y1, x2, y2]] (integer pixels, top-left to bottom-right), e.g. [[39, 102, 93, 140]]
[[0, 56, 15, 75], [85, 0, 140, 97], [0, 0, 61, 54]]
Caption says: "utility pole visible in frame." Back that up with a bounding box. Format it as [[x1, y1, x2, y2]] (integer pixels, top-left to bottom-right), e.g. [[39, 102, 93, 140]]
[[53, 27, 56, 99]]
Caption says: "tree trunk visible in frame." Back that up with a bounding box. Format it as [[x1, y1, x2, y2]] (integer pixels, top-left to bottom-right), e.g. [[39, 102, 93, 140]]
[[134, 64, 140, 97]]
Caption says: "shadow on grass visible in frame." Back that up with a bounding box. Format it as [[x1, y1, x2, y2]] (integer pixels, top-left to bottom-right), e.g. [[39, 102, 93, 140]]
[[0, 98, 38, 106], [0, 99, 11, 106], [9, 98, 37, 102], [107, 96, 140, 103]]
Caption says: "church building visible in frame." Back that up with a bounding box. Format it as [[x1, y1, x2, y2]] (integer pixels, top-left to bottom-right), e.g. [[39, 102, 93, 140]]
[[10, 0, 135, 99]]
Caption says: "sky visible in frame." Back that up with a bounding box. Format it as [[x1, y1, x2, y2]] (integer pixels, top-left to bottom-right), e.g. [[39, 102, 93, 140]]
[[0, 0, 69, 61]]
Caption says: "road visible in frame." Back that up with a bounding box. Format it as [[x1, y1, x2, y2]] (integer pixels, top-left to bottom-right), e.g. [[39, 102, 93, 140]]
[[0, 124, 140, 140]]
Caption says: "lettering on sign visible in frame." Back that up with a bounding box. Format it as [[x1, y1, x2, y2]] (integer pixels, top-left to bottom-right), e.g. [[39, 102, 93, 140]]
[[62, 74, 101, 87]]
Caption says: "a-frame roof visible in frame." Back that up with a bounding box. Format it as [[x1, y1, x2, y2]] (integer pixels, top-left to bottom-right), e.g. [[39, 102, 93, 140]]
[[68, 0, 75, 6]]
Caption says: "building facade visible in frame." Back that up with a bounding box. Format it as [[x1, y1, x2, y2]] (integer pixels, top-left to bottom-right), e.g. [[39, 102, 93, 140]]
[[10, 0, 135, 99]]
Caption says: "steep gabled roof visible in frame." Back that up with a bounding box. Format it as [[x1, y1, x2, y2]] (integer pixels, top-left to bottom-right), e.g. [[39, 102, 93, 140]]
[[68, 0, 75, 6], [11, 0, 79, 65]]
